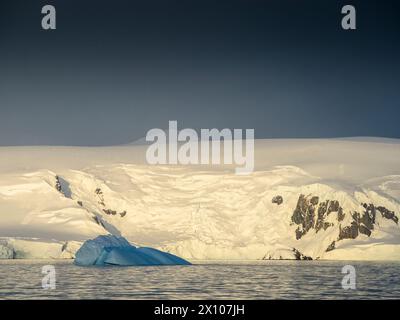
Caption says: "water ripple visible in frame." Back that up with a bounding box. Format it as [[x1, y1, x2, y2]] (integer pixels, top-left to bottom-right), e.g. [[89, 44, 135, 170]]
[[0, 260, 399, 299]]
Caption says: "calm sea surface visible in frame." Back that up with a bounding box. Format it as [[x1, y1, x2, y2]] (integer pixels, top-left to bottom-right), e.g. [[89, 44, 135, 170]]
[[0, 260, 399, 299]]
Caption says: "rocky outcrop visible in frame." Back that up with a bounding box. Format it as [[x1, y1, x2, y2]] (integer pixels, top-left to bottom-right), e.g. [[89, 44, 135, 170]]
[[95, 188, 127, 218], [326, 241, 336, 252], [291, 195, 343, 240], [54, 175, 72, 198], [102, 209, 127, 218], [291, 193, 399, 246], [338, 220, 360, 240], [293, 248, 312, 260], [291, 194, 400, 258], [292, 195, 316, 239], [55, 175, 62, 193], [95, 188, 105, 206], [272, 195, 283, 205], [376, 205, 398, 224], [338, 204, 399, 241]]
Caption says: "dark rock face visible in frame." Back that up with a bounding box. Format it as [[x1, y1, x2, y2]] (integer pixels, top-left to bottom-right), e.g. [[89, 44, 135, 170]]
[[95, 188, 127, 218], [337, 208, 345, 221], [338, 221, 359, 240], [291, 195, 399, 256], [360, 204, 376, 230], [54, 176, 72, 198], [55, 176, 62, 193], [292, 194, 344, 239], [337, 204, 398, 241], [293, 248, 312, 260], [338, 209, 373, 241], [95, 188, 105, 206], [358, 225, 372, 237], [326, 241, 336, 252], [102, 209, 124, 217], [292, 195, 316, 239], [310, 196, 319, 206], [120, 210, 127, 218], [322, 222, 333, 230], [328, 200, 340, 214], [102, 209, 127, 218], [295, 228, 303, 241], [376, 206, 399, 224], [272, 195, 283, 205], [103, 209, 117, 215]]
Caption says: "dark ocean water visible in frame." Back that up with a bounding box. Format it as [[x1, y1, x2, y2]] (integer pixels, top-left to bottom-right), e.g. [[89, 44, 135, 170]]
[[0, 260, 399, 299]]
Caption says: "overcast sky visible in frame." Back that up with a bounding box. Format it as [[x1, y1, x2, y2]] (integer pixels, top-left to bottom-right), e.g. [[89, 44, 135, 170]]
[[0, 0, 399, 145]]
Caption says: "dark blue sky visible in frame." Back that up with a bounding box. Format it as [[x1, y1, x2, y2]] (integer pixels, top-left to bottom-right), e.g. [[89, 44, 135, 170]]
[[0, 0, 399, 145]]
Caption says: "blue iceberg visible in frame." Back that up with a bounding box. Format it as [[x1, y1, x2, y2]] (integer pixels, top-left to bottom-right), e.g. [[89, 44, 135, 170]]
[[74, 235, 191, 266]]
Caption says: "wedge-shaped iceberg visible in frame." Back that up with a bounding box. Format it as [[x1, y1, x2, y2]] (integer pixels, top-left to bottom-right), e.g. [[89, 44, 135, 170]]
[[74, 235, 190, 266]]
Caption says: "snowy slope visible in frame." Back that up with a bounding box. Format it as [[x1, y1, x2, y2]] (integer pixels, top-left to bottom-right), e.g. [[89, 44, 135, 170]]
[[0, 138, 399, 260]]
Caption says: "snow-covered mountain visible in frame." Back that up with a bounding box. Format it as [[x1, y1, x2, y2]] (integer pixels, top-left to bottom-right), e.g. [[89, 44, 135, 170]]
[[1, 138, 400, 261]]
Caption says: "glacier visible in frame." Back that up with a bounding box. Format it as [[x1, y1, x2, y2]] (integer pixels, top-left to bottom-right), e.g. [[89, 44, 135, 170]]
[[0, 138, 400, 261], [74, 235, 190, 266]]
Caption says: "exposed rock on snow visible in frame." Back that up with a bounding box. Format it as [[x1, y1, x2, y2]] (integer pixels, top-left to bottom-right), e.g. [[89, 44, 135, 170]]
[[291, 193, 400, 256], [74, 235, 190, 266], [293, 248, 312, 260], [338, 204, 399, 241], [95, 188, 127, 218], [373, 204, 398, 224], [272, 195, 283, 205], [326, 241, 336, 252], [102, 209, 127, 217], [55, 175, 62, 193], [291, 195, 341, 240]]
